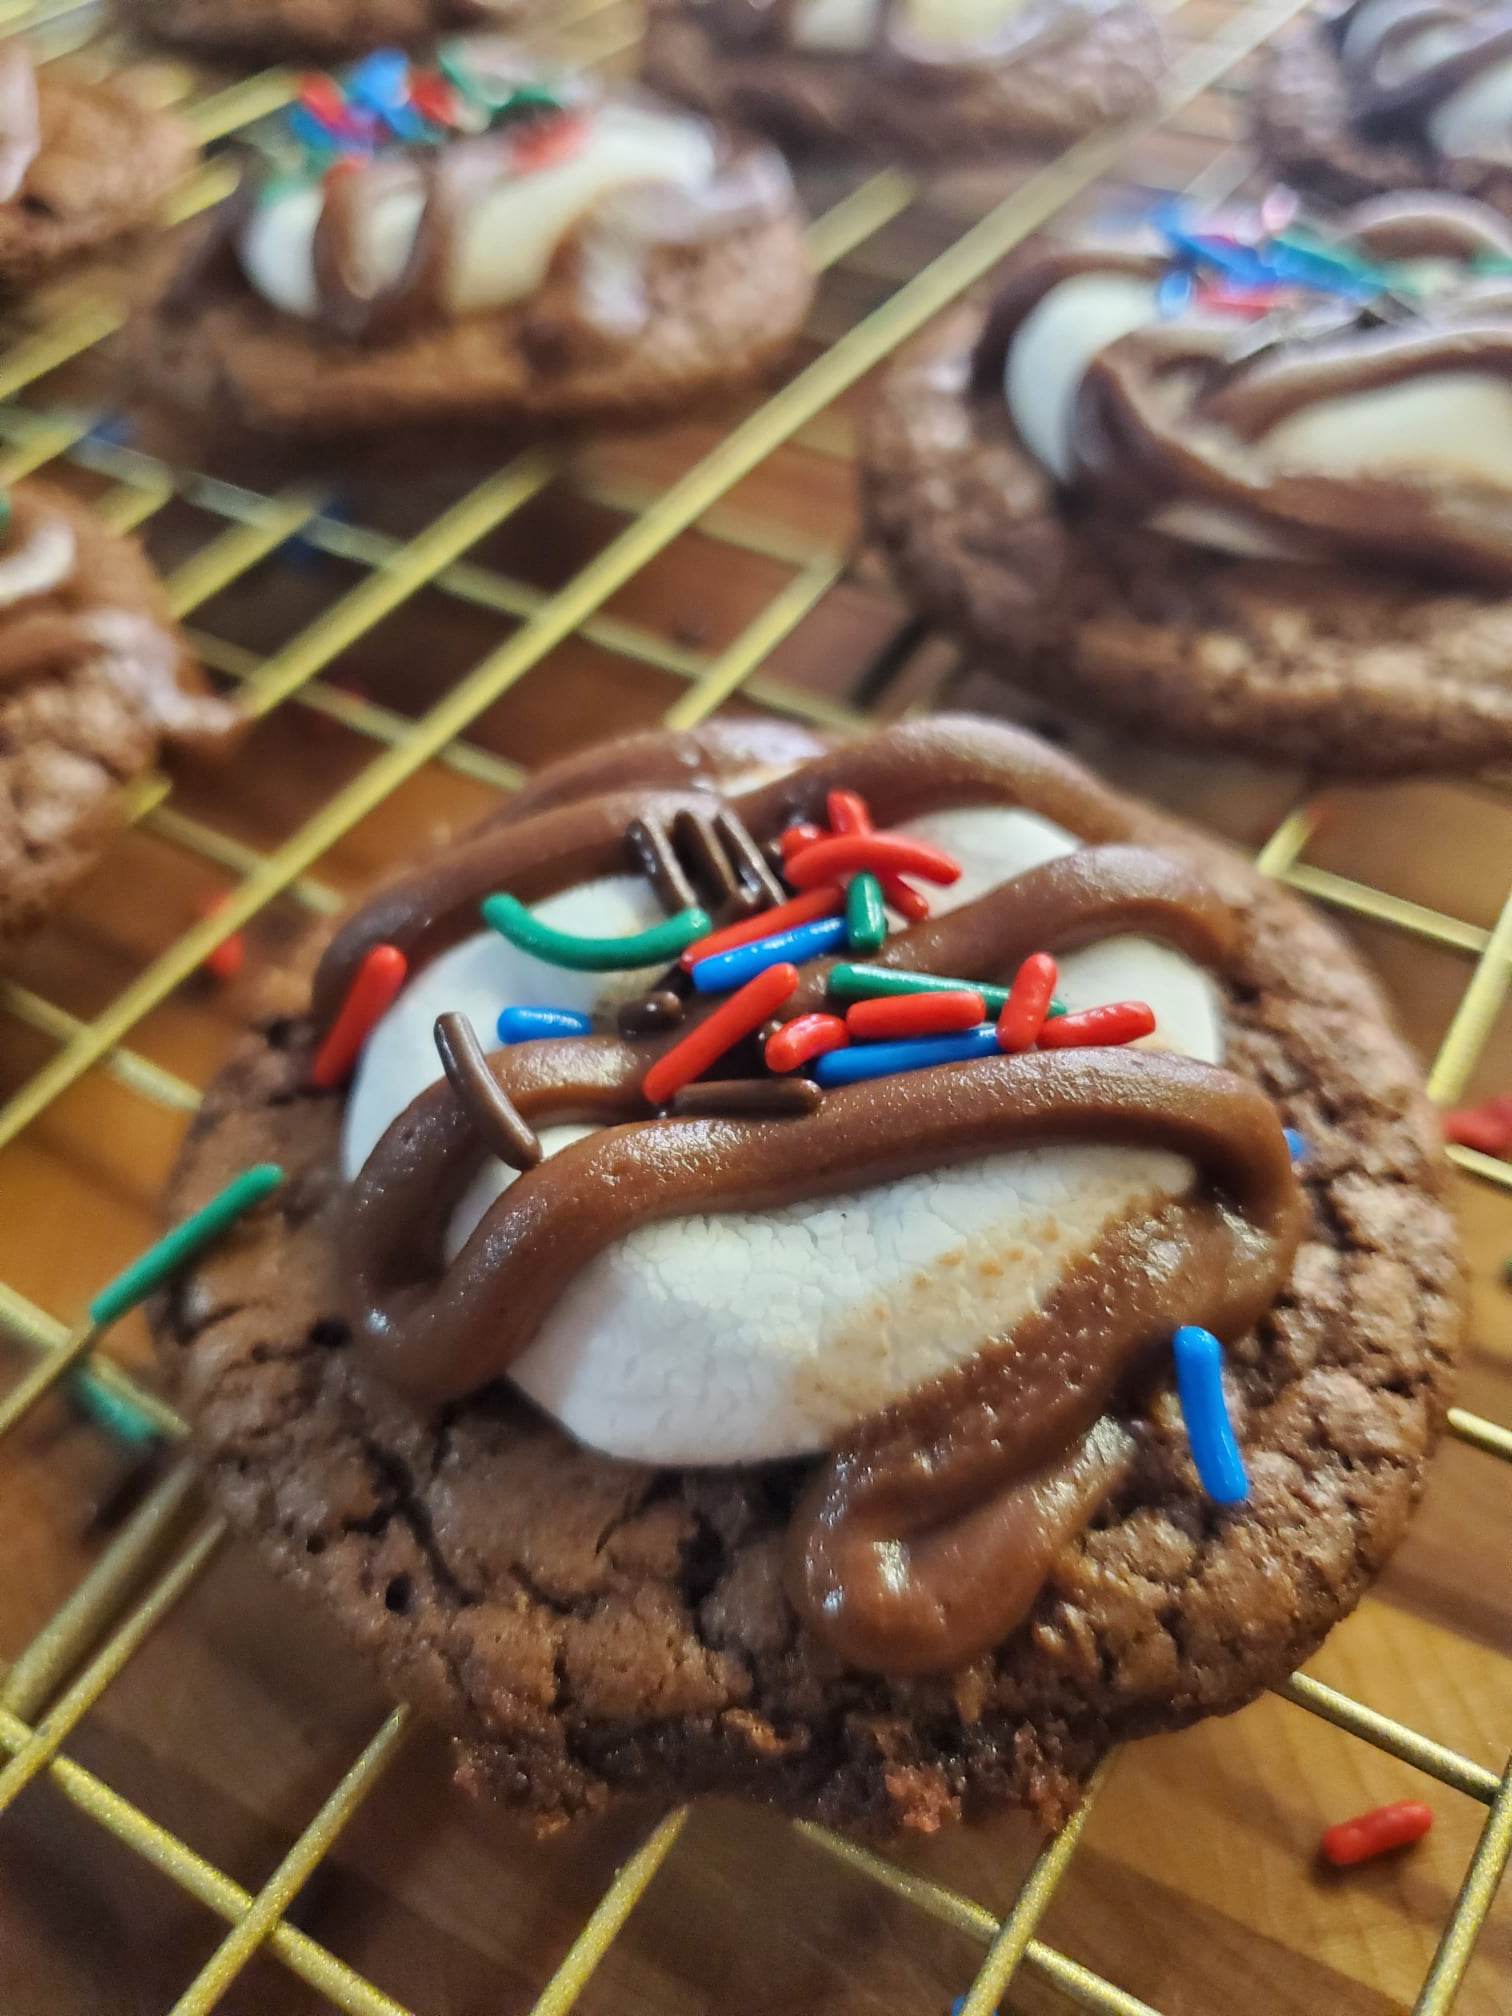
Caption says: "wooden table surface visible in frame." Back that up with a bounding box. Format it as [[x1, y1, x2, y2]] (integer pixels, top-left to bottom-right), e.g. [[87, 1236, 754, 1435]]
[[1, 4, 1510, 2013]]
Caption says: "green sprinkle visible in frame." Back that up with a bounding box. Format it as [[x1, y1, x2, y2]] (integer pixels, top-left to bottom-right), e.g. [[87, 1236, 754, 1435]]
[[0, 489, 11, 540], [69, 1372, 163, 1450], [482, 894, 711, 972], [1047, 998, 1067, 1018], [828, 962, 1065, 1018], [846, 873, 887, 955], [1501, 1254, 1512, 1289], [89, 1164, 285, 1328]]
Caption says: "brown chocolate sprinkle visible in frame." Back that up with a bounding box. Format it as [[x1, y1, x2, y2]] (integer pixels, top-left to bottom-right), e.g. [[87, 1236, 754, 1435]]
[[626, 813, 698, 914], [433, 1012, 542, 1171], [617, 988, 687, 1037], [669, 1077, 822, 1118], [673, 807, 759, 915], [715, 806, 787, 909]]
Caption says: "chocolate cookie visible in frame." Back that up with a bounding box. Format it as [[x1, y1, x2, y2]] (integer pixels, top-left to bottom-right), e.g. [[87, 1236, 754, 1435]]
[[131, 44, 813, 441], [0, 44, 194, 286], [643, 0, 1167, 158], [862, 193, 1512, 775], [1253, 0, 1512, 211], [114, 0, 523, 64], [154, 715, 1461, 1837], [0, 482, 238, 939]]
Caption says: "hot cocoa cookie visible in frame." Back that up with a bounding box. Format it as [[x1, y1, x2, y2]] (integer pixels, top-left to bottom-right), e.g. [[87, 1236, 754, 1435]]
[[130, 43, 813, 440], [114, 0, 523, 64], [0, 482, 238, 939], [643, 0, 1167, 157], [154, 715, 1461, 1836], [0, 43, 194, 286], [1254, 0, 1512, 211], [862, 192, 1512, 774]]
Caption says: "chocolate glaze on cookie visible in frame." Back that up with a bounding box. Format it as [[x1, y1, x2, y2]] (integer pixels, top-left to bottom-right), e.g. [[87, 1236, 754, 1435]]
[[324, 720, 1303, 1677]]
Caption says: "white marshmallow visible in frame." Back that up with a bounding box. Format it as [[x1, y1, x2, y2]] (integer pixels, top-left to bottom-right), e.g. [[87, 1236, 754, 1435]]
[[343, 804, 1222, 1463], [1004, 273, 1161, 483]]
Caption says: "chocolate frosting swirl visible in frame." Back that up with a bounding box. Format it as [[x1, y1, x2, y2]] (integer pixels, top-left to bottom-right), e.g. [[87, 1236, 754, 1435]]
[[973, 193, 1512, 585], [330, 720, 1303, 1675]]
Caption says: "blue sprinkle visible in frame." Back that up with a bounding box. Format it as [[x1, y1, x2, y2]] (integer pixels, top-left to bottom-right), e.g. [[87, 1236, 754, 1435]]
[[1156, 270, 1194, 317], [346, 49, 413, 111], [1173, 1325, 1249, 1505], [950, 1999, 1000, 2015], [1156, 210, 1270, 284], [497, 1005, 593, 1043], [379, 102, 431, 142], [1283, 1126, 1309, 1163], [690, 915, 849, 993], [813, 1024, 1001, 1087], [287, 106, 344, 154], [281, 494, 350, 571]]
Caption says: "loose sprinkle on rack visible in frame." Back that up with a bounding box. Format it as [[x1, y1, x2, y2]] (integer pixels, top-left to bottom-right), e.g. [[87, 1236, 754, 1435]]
[[89, 1164, 285, 1328], [1319, 1801, 1433, 1867]]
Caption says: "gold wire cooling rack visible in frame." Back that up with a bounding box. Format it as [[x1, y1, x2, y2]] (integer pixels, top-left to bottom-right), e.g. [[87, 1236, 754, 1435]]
[[0, 0, 1509, 2010]]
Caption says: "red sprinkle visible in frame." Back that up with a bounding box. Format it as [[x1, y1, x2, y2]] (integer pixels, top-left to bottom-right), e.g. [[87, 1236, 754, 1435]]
[[298, 74, 349, 125], [1443, 1105, 1512, 1157], [644, 963, 799, 1107], [779, 821, 824, 863], [196, 894, 245, 984], [1038, 1000, 1155, 1050], [825, 790, 930, 921], [309, 944, 409, 1090], [765, 1012, 849, 1073], [679, 885, 843, 970], [408, 72, 459, 125], [1319, 1801, 1434, 1867], [513, 112, 587, 172], [847, 990, 985, 1041], [997, 952, 1059, 1054], [785, 833, 961, 892]]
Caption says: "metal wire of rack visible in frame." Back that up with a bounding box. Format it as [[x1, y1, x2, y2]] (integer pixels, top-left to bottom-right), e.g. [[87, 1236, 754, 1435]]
[[0, 0, 1507, 2011]]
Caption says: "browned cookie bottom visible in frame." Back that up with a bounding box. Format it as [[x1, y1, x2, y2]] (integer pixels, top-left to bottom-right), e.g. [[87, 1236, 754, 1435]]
[[1250, 24, 1512, 212], [862, 308, 1512, 775], [0, 484, 237, 939], [0, 69, 194, 287], [112, 0, 522, 63], [643, 0, 1166, 156], [154, 721, 1460, 1836], [133, 207, 814, 439]]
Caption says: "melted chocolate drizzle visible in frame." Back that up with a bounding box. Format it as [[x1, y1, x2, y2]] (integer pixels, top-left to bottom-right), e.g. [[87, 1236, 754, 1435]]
[[331, 719, 1303, 1675], [972, 194, 1512, 586]]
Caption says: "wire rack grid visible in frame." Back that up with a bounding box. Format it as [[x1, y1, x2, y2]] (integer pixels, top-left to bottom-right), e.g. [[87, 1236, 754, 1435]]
[[0, 0, 1507, 2011]]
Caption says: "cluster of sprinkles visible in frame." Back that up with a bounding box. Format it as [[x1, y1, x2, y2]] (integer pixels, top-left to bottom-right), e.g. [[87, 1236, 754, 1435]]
[[270, 44, 584, 188], [291, 780, 1306, 1515], [1150, 191, 1424, 323]]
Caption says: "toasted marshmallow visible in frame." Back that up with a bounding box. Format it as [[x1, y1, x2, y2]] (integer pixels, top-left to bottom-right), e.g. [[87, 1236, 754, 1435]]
[[343, 804, 1222, 1463]]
